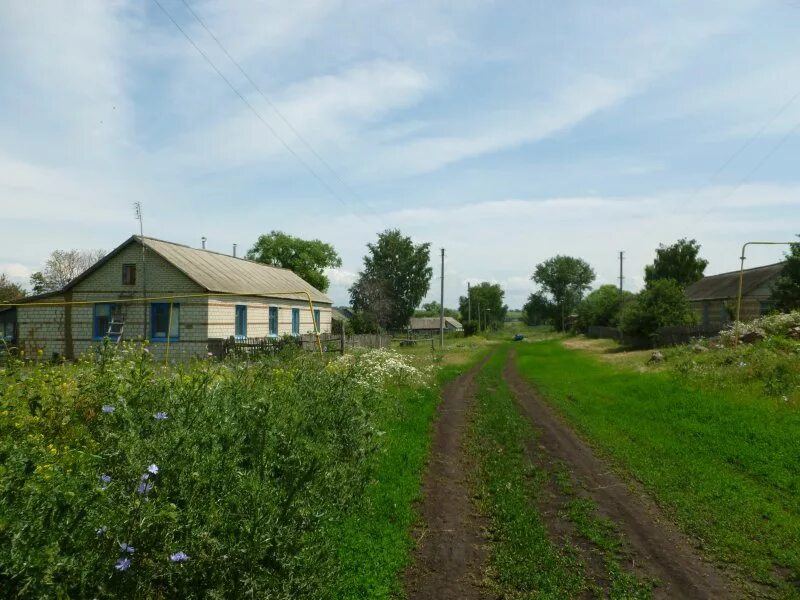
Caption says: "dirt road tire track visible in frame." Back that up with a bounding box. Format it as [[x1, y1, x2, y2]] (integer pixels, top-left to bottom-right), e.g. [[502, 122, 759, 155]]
[[405, 356, 491, 600], [504, 347, 740, 599]]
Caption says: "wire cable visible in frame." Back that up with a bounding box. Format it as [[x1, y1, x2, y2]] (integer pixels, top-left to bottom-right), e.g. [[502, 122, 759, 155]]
[[151, 0, 368, 220], [179, 0, 377, 216]]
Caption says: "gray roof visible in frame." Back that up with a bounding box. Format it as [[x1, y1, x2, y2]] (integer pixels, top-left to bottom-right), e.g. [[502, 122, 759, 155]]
[[409, 316, 463, 330], [685, 262, 784, 302], [27, 236, 332, 305]]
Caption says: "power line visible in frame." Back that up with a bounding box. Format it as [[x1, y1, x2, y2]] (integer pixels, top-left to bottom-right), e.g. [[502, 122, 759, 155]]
[[151, 0, 367, 219], [179, 0, 376, 216]]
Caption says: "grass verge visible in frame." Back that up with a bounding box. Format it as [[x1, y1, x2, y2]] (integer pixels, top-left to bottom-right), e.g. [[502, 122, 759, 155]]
[[328, 349, 490, 598], [466, 346, 652, 598], [515, 339, 800, 597]]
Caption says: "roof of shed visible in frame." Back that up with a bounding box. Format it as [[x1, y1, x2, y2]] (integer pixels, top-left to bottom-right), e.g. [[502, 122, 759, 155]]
[[409, 316, 463, 329], [685, 262, 784, 302]]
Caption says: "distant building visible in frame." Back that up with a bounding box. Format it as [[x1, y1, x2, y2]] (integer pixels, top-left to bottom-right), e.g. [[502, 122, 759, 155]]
[[408, 316, 463, 335], [685, 262, 783, 330], [1, 236, 332, 360]]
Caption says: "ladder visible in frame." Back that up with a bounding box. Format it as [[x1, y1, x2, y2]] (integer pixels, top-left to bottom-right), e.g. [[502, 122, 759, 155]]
[[106, 317, 124, 343]]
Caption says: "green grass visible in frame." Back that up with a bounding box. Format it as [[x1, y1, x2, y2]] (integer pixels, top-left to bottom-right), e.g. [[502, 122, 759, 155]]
[[515, 340, 800, 597], [328, 353, 489, 598], [466, 347, 652, 598]]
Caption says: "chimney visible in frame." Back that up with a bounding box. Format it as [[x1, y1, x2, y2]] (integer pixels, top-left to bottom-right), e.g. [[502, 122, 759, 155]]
[[201, 236, 207, 250], [233, 243, 237, 258]]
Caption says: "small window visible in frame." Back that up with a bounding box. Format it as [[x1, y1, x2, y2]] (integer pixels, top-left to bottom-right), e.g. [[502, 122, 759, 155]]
[[94, 303, 120, 340], [122, 264, 136, 285], [151, 303, 180, 341], [235, 305, 247, 338], [313, 309, 321, 331], [291, 308, 300, 335], [269, 306, 278, 336]]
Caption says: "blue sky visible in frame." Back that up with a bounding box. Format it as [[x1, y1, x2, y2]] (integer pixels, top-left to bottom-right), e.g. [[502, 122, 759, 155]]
[[2, 0, 799, 308]]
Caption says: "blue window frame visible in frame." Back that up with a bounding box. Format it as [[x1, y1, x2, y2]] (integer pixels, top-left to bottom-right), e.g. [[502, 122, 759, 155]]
[[150, 303, 180, 341], [235, 305, 247, 338], [291, 308, 300, 335], [313, 309, 321, 331], [269, 306, 278, 336], [93, 303, 120, 340]]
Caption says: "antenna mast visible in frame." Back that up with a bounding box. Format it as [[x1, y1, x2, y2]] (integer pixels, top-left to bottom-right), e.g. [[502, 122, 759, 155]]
[[134, 202, 148, 340]]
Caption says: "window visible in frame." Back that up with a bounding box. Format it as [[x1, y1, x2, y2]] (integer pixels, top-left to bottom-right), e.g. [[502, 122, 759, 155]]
[[313, 309, 321, 331], [269, 306, 278, 336], [150, 303, 180, 341], [94, 303, 120, 340], [122, 264, 136, 285], [235, 305, 247, 338], [702, 302, 710, 327], [760, 301, 775, 316], [291, 308, 300, 335]]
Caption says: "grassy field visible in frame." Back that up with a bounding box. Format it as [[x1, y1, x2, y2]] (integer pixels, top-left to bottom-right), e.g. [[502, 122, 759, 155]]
[[466, 346, 652, 599], [515, 339, 800, 597]]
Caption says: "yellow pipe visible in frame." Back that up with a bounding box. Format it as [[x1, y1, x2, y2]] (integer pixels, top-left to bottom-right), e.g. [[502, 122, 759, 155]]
[[1, 290, 325, 357], [733, 241, 795, 346]]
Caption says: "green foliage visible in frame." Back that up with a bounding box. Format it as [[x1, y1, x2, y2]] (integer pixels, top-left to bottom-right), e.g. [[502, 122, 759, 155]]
[[531, 256, 596, 331], [0, 273, 26, 303], [457, 282, 508, 330], [0, 343, 411, 598], [644, 238, 708, 288], [463, 320, 478, 337], [619, 279, 695, 337], [415, 301, 459, 319], [349, 230, 432, 332], [576, 285, 634, 331], [246, 231, 342, 292], [522, 292, 555, 326], [515, 340, 800, 594], [771, 236, 800, 311]]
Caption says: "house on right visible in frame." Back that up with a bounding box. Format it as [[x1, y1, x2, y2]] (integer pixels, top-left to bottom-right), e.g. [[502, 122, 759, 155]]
[[685, 262, 784, 330]]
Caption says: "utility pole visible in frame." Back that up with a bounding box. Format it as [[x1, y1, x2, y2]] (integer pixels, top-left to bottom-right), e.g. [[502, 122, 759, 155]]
[[134, 202, 147, 341], [439, 248, 445, 349], [467, 282, 471, 323], [618, 251, 624, 296]]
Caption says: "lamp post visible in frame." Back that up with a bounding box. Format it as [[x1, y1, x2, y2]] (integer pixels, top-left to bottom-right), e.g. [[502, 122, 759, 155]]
[[734, 241, 794, 345]]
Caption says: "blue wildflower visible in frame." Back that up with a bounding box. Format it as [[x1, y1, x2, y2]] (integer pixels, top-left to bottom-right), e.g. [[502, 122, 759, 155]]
[[95, 526, 107, 536], [120, 542, 135, 554], [115, 557, 131, 571], [147, 463, 159, 475], [170, 551, 190, 562], [101, 405, 115, 414], [154, 411, 168, 421], [136, 481, 153, 494], [99, 474, 111, 489]]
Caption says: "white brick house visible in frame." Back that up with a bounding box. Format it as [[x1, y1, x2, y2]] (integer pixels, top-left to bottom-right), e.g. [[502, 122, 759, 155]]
[[5, 236, 332, 360]]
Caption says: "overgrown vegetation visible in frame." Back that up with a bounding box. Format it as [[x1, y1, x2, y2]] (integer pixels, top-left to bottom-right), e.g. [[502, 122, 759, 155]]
[[0, 342, 445, 599], [515, 339, 800, 597]]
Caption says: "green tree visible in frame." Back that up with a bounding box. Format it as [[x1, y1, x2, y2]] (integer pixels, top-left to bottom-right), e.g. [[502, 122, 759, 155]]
[[246, 231, 341, 292], [532, 256, 596, 331], [0, 273, 26, 303], [29, 249, 105, 294], [644, 238, 708, 288], [522, 292, 555, 326], [458, 282, 508, 330], [415, 301, 459, 319], [349, 230, 432, 332], [576, 285, 634, 331], [771, 236, 800, 311], [619, 279, 696, 337]]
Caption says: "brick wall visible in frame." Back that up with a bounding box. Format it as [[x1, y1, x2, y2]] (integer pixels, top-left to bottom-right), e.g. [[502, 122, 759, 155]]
[[207, 296, 331, 339]]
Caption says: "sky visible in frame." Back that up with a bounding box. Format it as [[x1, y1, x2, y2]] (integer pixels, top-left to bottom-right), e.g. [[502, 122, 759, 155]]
[[2, 0, 800, 309]]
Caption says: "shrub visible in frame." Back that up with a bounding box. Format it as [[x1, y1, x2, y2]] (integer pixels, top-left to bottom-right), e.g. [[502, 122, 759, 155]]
[[619, 279, 695, 337], [0, 342, 400, 598], [463, 320, 479, 337], [575, 285, 634, 332]]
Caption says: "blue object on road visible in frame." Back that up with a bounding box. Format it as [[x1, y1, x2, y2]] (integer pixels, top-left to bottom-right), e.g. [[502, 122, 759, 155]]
[[513, 334, 524, 341]]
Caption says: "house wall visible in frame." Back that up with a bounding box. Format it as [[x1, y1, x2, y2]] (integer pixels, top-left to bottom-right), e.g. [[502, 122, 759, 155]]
[[15, 298, 66, 358], [207, 296, 331, 339], [691, 296, 772, 331]]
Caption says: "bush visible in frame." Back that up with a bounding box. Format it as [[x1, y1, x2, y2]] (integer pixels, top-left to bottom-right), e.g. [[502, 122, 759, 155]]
[[463, 320, 479, 337], [575, 285, 633, 332], [619, 279, 695, 337], [0, 342, 404, 598], [719, 310, 800, 345]]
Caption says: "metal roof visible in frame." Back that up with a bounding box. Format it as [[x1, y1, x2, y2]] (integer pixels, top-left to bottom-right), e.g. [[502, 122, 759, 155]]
[[685, 262, 784, 302], [409, 316, 463, 330], [139, 237, 332, 304]]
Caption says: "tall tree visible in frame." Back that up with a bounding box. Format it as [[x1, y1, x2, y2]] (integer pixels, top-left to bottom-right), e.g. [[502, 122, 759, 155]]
[[29, 249, 105, 294], [458, 282, 508, 330], [576, 284, 634, 331], [0, 273, 26, 303], [246, 231, 341, 292], [349, 230, 432, 331], [415, 301, 459, 319], [644, 238, 708, 288], [532, 255, 596, 331], [771, 236, 800, 311], [522, 292, 554, 326]]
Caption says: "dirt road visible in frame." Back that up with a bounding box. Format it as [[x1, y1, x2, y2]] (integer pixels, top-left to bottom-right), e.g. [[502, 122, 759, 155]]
[[503, 348, 739, 599], [404, 358, 489, 600]]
